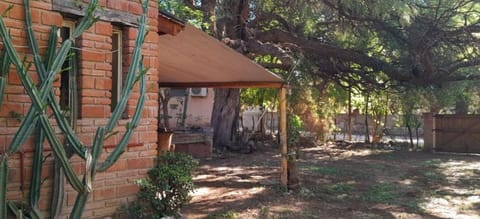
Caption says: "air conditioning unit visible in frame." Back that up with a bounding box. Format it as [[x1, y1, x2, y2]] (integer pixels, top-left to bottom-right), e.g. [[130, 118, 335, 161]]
[[189, 88, 208, 97]]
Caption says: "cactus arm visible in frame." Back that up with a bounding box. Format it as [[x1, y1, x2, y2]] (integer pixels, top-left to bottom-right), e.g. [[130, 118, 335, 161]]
[[28, 126, 45, 219], [0, 49, 10, 106], [0, 77, 5, 108], [49, 97, 85, 157], [1, 15, 85, 157], [46, 28, 85, 156], [6, 50, 85, 157], [0, 12, 71, 109], [71, 0, 98, 39], [98, 68, 147, 171], [6, 202, 26, 219], [50, 162, 65, 218], [43, 27, 57, 69], [70, 128, 104, 218], [23, 0, 79, 212], [90, 128, 105, 178], [1, 54, 82, 189], [68, 50, 79, 129], [39, 115, 83, 193], [0, 15, 62, 156], [85, 128, 104, 192], [23, 0, 46, 75], [100, 0, 148, 171], [69, 192, 88, 219], [106, 0, 148, 132], [0, 155, 7, 219], [7, 111, 39, 154], [24, 0, 90, 158]]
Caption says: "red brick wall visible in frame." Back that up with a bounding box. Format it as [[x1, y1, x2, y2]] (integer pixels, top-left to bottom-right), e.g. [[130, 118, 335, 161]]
[[0, 0, 160, 218]]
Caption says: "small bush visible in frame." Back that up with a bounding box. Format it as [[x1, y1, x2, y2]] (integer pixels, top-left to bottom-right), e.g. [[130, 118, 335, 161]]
[[134, 152, 198, 218]]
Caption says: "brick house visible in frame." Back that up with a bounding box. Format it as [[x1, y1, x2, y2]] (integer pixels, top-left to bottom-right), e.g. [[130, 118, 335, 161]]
[[0, 0, 183, 218], [1, 0, 290, 217]]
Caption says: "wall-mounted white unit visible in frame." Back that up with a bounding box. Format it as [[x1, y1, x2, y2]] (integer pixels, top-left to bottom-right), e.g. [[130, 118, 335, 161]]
[[189, 88, 208, 97]]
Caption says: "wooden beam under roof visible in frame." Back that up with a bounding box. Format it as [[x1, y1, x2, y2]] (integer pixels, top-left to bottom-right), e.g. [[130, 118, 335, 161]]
[[158, 11, 185, 36], [158, 81, 284, 89], [53, 1, 185, 35]]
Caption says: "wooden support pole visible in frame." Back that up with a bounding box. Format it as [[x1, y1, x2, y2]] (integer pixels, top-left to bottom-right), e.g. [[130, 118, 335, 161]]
[[348, 88, 352, 141], [280, 87, 288, 187]]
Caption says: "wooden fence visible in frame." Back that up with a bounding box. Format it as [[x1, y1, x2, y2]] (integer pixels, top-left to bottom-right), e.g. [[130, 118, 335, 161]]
[[433, 115, 480, 153]]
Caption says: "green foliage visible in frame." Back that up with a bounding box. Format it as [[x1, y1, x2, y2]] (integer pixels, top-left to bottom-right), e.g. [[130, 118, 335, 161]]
[[158, 0, 204, 28], [240, 88, 278, 108], [287, 114, 302, 146], [0, 156, 6, 219], [135, 152, 198, 218], [206, 210, 241, 219], [118, 201, 145, 219], [324, 183, 355, 195], [362, 183, 398, 204]]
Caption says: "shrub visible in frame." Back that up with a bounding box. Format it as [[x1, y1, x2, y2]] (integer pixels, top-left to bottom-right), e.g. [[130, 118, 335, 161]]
[[134, 152, 198, 218], [288, 114, 303, 146]]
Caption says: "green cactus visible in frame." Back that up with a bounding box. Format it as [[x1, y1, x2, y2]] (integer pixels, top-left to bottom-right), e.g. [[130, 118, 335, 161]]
[[28, 126, 45, 219], [0, 0, 150, 218], [0, 155, 7, 219]]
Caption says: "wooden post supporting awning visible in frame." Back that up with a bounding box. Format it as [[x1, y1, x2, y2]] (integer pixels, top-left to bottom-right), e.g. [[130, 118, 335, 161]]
[[156, 21, 289, 187]]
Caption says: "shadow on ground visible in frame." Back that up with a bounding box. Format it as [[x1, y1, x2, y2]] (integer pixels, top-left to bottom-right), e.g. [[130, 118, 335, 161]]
[[183, 143, 480, 219]]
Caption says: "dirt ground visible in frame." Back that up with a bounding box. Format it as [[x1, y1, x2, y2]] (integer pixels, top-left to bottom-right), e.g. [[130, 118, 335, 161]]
[[182, 142, 480, 219]]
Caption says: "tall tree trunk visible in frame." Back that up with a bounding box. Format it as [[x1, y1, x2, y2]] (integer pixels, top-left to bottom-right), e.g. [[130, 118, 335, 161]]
[[159, 89, 171, 129], [364, 93, 370, 143], [415, 127, 419, 150], [210, 0, 249, 149], [455, 98, 468, 115], [407, 124, 414, 149], [211, 88, 240, 149]]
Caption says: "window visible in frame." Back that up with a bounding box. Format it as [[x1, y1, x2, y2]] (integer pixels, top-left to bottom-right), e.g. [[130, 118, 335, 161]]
[[111, 28, 122, 111], [59, 21, 78, 122]]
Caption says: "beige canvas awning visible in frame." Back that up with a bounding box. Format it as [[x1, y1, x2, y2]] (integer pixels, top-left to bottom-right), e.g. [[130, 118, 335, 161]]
[[157, 24, 284, 88]]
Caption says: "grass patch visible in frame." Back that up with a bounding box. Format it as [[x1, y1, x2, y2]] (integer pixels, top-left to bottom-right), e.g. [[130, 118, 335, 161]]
[[401, 199, 424, 213], [376, 152, 402, 161], [206, 210, 240, 219], [301, 183, 355, 201], [325, 183, 355, 194], [270, 183, 289, 194], [422, 170, 445, 182], [419, 159, 442, 168], [362, 183, 398, 204], [300, 164, 371, 181], [303, 166, 343, 175]]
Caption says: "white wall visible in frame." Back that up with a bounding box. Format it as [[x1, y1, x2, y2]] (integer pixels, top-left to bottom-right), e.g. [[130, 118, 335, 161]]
[[166, 88, 214, 128]]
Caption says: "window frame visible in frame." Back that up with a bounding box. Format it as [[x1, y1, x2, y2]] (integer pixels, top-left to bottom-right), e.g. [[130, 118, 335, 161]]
[[111, 27, 123, 112], [59, 20, 79, 124]]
